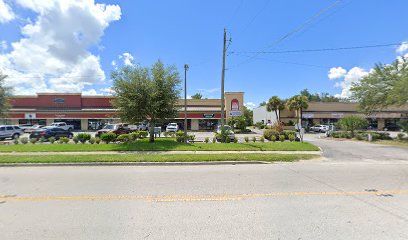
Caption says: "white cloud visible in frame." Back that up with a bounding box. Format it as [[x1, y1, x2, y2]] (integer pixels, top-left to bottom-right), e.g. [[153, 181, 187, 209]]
[[111, 60, 116, 66], [0, 0, 15, 23], [328, 67, 347, 80], [0, 0, 121, 95], [119, 52, 134, 66], [82, 89, 102, 95], [0, 40, 7, 51], [396, 41, 408, 54], [244, 102, 256, 110], [100, 87, 115, 95], [332, 67, 369, 98]]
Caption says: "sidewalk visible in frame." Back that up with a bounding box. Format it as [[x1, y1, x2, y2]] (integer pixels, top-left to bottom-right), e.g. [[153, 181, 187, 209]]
[[0, 150, 322, 156]]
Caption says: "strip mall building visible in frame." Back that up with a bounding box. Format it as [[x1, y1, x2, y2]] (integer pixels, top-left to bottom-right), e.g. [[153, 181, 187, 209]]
[[3, 92, 245, 131]]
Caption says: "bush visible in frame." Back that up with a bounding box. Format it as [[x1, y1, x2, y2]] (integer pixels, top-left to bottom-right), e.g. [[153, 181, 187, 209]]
[[100, 132, 117, 144], [20, 137, 28, 144], [254, 122, 265, 129], [279, 135, 285, 142], [252, 136, 256, 142], [233, 138, 238, 143], [397, 133, 406, 140], [13, 139, 19, 145], [244, 136, 249, 142], [30, 138, 37, 144], [338, 115, 368, 137], [270, 122, 284, 133], [263, 129, 279, 141], [225, 137, 231, 143], [212, 137, 216, 143], [58, 137, 70, 144], [117, 134, 131, 143], [288, 134, 295, 142], [49, 137, 56, 144], [270, 135, 277, 142], [77, 133, 91, 144], [283, 130, 296, 140], [130, 131, 140, 141], [176, 131, 185, 143], [204, 137, 209, 143], [72, 136, 79, 144], [188, 134, 196, 142], [39, 137, 46, 143], [95, 138, 101, 144], [355, 134, 365, 141], [260, 136, 265, 142], [139, 130, 148, 139], [89, 137, 96, 144]]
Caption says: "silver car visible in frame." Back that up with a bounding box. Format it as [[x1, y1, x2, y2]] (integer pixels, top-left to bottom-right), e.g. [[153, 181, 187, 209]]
[[0, 125, 24, 140]]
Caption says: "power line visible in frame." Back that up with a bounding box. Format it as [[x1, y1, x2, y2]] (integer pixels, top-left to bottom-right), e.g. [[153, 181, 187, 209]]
[[229, 42, 402, 54], [229, 0, 341, 69]]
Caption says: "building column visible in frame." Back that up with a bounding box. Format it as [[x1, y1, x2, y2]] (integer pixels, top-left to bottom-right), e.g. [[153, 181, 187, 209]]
[[81, 119, 88, 130], [191, 119, 199, 131], [378, 119, 385, 130], [46, 119, 54, 126]]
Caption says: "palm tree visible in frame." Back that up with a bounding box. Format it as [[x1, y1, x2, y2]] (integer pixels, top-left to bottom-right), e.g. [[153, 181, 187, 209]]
[[266, 96, 285, 122], [286, 95, 309, 127]]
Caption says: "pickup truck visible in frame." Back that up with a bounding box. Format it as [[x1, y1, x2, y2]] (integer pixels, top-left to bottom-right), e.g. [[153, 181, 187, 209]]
[[50, 122, 74, 131]]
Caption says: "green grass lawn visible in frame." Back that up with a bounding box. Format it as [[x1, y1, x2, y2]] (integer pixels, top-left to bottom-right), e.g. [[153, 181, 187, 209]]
[[0, 138, 319, 152], [0, 153, 320, 164], [372, 140, 408, 148]]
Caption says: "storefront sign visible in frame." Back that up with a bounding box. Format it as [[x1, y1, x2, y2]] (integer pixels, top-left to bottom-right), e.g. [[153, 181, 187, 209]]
[[229, 111, 242, 117], [203, 114, 215, 118], [24, 113, 36, 119], [55, 114, 66, 118], [303, 113, 314, 119], [53, 98, 65, 104], [231, 99, 239, 111], [331, 112, 344, 118]]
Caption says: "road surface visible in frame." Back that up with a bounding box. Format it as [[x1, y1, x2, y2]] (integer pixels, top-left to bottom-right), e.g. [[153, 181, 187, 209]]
[[1, 137, 408, 239]]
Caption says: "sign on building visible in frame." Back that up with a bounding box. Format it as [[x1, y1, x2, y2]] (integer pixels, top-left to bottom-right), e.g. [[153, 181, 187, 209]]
[[231, 99, 239, 111], [24, 113, 36, 119], [203, 114, 215, 118], [303, 113, 314, 119], [229, 111, 242, 117]]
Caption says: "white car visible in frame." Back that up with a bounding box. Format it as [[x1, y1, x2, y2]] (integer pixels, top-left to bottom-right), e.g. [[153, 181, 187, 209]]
[[310, 125, 329, 133], [166, 123, 179, 132], [50, 122, 74, 131]]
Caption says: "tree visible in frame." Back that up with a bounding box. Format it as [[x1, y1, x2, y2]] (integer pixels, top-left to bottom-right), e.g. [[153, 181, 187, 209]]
[[0, 72, 11, 117], [259, 101, 266, 107], [243, 106, 253, 126], [351, 57, 408, 112], [286, 95, 309, 126], [228, 116, 247, 132], [300, 88, 340, 102], [399, 120, 408, 133], [191, 93, 202, 99], [266, 96, 285, 122], [111, 60, 181, 143], [338, 115, 368, 137]]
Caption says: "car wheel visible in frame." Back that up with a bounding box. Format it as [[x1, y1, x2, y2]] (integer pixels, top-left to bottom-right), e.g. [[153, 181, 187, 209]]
[[12, 133, 20, 139]]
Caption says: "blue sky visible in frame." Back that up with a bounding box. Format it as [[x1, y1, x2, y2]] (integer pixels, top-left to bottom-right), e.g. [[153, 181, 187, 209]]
[[1, 0, 408, 108]]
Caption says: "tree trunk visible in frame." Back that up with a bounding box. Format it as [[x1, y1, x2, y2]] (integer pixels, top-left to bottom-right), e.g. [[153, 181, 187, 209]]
[[275, 111, 279, 123], [149, 121, 155, 143]]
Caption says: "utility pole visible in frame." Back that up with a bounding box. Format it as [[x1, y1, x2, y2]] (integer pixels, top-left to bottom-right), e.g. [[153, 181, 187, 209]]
[[184, 64, 189, 143], [220, 28, 227, 128]]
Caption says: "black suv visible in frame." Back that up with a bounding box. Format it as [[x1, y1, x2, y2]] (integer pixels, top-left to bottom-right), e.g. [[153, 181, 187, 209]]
[[29, 127, 73, 140]]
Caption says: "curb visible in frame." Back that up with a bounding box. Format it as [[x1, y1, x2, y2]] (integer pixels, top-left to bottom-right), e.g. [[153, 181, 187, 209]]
[[0, 161, 271, 167]]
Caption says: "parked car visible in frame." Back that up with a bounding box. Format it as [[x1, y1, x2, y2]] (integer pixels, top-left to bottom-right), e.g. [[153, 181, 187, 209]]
[[216, 125, 235, 141], [96, 123, 131, 137], [29, 127, 73, 140], [50, 122, 74, 131], [310, 125, 329, 133], [21, 124, 45, 133], [0, 125, 24, 140], [383, 123, 400, 131], [137, 122, 149, 131], [166, 123, 179, 132]]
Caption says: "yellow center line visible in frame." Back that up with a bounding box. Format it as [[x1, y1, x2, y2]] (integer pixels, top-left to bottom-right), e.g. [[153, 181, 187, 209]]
[[1, 190, 407, 202]]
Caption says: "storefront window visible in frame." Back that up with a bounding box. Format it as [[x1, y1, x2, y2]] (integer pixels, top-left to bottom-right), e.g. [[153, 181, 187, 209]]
[[88, 119, 114, 130], [199, 119, 218, 130], [0, 119, 12, 125], [368, 118, 378, 129]]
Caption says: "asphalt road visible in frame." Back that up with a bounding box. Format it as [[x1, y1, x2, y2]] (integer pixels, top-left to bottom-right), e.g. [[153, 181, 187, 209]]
[[1, 137, 408, 239]]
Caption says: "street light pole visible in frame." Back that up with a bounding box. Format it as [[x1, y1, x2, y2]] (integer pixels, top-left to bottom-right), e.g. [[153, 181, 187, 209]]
[[184, 64, 189, 143], [220, 28, 227, 128]]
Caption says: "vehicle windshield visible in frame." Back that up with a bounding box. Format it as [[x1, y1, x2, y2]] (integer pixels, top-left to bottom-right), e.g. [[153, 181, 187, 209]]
[[168, 123, 177, 127], [103, 124, 116, 130]]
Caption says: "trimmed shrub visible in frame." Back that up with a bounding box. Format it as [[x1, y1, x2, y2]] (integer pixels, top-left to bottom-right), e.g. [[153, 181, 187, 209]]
[[252, 136, 256, 142], [20, 137, 28, 144], [39, 137, 46, 143], [139, 130, 148, 139], [225, 137, 231, 143], [117, 134, 131, 143], [95, 138, 101, 144], [244, 136, 249, 142], [270, 135, 277, 142], [72, 136, 79, 144], [212, 137, 217, 143], [288, 134, 295, 142], [30, 138, 37, 144], [263, 129, 279, 141], [89, 137, 96, 144], [260, 136, 265, 142], [49, 137, 56, 144], [13, 139, 19, 145], [204, 137, 209, 143], [397, 133, 406, 140], [283, 130, 296, 140], [279, 135, 285, 142], [233, 138, 238, 143], [130, 131, 140, 141], [77, 133, 91, 144], [176, 130, 185, 143], [188, 134, 196, 142], [100, 132, 117, 144]]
